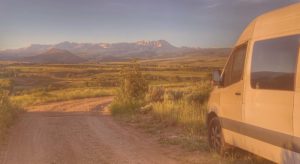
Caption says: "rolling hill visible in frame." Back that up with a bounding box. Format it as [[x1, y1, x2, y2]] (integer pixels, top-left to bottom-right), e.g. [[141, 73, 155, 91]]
[[22, 49, 86, 64]]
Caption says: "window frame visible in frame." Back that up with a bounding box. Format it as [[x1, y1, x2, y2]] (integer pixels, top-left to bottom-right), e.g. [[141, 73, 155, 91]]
[[250, 34, 300, 91], [221, 42, 248, 88]]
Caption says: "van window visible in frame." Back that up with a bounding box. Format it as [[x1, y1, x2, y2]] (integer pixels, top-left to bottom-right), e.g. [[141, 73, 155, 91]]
[[251, 35, 299, 91], [223, 54, 233, 87], [231, 45, 247, 84], [222, 44, 247, 87]]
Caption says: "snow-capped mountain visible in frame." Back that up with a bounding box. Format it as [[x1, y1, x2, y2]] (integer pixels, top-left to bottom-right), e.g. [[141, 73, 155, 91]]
[[0, 40, 180, 60]]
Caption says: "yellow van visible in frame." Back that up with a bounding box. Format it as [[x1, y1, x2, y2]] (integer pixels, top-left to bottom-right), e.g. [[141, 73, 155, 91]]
[[207, 3, 300, 163]]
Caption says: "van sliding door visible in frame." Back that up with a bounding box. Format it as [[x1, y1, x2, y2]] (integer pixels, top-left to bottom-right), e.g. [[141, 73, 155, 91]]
[[244, 35, 299, 163], [293, 41, 300, 163]]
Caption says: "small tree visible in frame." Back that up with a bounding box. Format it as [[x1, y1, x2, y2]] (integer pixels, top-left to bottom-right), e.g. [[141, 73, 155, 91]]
[[117, 60, 148, 103], [111, 60, 148, 114]]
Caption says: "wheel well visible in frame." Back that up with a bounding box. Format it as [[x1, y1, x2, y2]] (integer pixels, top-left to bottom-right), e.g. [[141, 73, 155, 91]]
[[207, 112, 218, 126]]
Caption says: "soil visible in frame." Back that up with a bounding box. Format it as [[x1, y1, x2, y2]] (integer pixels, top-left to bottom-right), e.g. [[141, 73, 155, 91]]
[[0, 97, 216, 164]]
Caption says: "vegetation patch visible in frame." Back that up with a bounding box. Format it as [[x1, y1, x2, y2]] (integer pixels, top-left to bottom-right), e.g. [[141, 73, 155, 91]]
[[149, 82, 211, 135], [0, 79, 21, 141], [110, 60, 271, 164], [110, 60, 212, 151], [110, 60, 148, 116], [11, 87, 115, 107]]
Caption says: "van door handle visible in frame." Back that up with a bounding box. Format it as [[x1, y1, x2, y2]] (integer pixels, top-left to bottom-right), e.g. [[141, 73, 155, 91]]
[[235, 92, 241, 96]]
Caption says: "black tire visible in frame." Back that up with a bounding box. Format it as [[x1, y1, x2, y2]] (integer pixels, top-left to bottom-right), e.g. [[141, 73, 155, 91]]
[[208, 117, 226, 154]]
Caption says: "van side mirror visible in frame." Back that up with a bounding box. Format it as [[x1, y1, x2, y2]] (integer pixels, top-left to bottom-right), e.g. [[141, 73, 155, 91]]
[[212, 70, 221, 86]]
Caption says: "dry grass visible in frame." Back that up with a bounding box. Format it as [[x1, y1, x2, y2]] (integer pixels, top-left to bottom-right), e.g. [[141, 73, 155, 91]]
[[0, 105, 19, 140], [1, 57, 273, 163], [149, 83, 211, 135], [152, 100, 207, 134], [11, 87, 115, 107], [111, 80, 272, 164], [0, 90, 20, 141]]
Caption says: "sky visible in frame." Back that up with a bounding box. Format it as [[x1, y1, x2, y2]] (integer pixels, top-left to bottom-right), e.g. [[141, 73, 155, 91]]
[[0, 0, 299, 50]]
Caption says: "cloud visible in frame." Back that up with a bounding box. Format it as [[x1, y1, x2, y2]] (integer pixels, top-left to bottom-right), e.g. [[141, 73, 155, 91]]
[[238, 0, 270, 3], [202, 0, 223, 8], [202, 0, 299, 8]]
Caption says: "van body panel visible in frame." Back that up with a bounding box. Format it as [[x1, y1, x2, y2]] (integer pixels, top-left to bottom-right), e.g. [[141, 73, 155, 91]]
[[207, 88, 221, 113], [236, 3, 300, 46], [244, 135, 295, 163], [220, 80, 245, 147], [253, 4, 300, 41], [236, 21, 256, 46], [222, 129, 245, 149], [220, 81, 243, 121], [244, 89, 294, 134], [295, 93, 300, 163], [243, 88, 295, 162], [294, 48, 300, 163], [297, 47, 300, 92], [295, 47, 300, 138]]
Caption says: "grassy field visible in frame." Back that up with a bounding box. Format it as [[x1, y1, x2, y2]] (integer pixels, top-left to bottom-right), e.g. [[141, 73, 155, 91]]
[[107, 56, 269, 163], [0, 53, 226, 135], [1, 53, 227, 106], [0, 53, 272, 163], [1, 54, 270, 163]]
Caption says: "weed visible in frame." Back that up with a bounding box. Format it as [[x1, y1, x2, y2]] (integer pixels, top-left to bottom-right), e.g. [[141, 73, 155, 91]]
[[0, 86, 20, 140]]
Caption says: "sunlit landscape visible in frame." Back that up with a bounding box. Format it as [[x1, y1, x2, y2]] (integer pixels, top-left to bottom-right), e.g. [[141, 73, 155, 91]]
[[1, 0, 299, 163]]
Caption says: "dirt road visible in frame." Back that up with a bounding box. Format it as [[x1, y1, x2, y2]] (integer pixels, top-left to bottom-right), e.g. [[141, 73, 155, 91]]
[[0, 97, 183, 164]]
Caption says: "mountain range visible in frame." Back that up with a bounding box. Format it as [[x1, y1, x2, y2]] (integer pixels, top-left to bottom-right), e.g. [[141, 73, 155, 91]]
[[22, 49, 86, 64], [0, 40, 230, 63]]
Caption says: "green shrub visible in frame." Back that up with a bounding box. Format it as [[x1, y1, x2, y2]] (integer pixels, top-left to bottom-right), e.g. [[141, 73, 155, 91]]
[[0, 89, 19, 139], [184, 81, 211, 104], [110, 60, 148, 114], [164, 89, 184, 101], [0, 79, 13, 92], [0, 108, 16, 130], [146, 86, 165, 102], [110, 99, 142, 116], [150, 81, 212, 134], [119, 60, 148, 102]]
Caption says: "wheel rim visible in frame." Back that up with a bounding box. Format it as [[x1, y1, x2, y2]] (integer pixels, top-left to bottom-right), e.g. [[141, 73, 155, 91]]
[[210, 121, 222, 151]]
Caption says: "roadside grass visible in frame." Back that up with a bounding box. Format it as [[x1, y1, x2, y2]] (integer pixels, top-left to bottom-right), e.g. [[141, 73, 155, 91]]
[[112, 102, 271, 164], [11, 87, 116, 107], [109, 61, 217, 159], [0, 83, 21, 141], [110, 72, 271, 164], [0, 97, 20, 141], [110, 100, 141, 117], [149, 82, 211, 135], [111, 81, 212, 150]]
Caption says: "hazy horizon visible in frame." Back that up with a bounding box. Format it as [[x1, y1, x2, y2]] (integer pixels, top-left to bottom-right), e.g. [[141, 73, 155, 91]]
[[1, 40, 230, 51], [1, 0, 299, 50]]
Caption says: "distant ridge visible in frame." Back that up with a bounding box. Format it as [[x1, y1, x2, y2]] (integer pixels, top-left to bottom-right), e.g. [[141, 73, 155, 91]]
[[0, 40, 230, 62], [23, 48, 85, 64]]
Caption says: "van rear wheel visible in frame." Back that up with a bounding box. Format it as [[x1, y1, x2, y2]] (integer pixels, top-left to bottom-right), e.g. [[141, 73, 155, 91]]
[[208, 117, 225, 154]]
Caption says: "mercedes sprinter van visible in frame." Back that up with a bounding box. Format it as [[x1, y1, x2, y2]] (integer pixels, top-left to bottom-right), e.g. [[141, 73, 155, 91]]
[[207, 3, 300, 163]]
